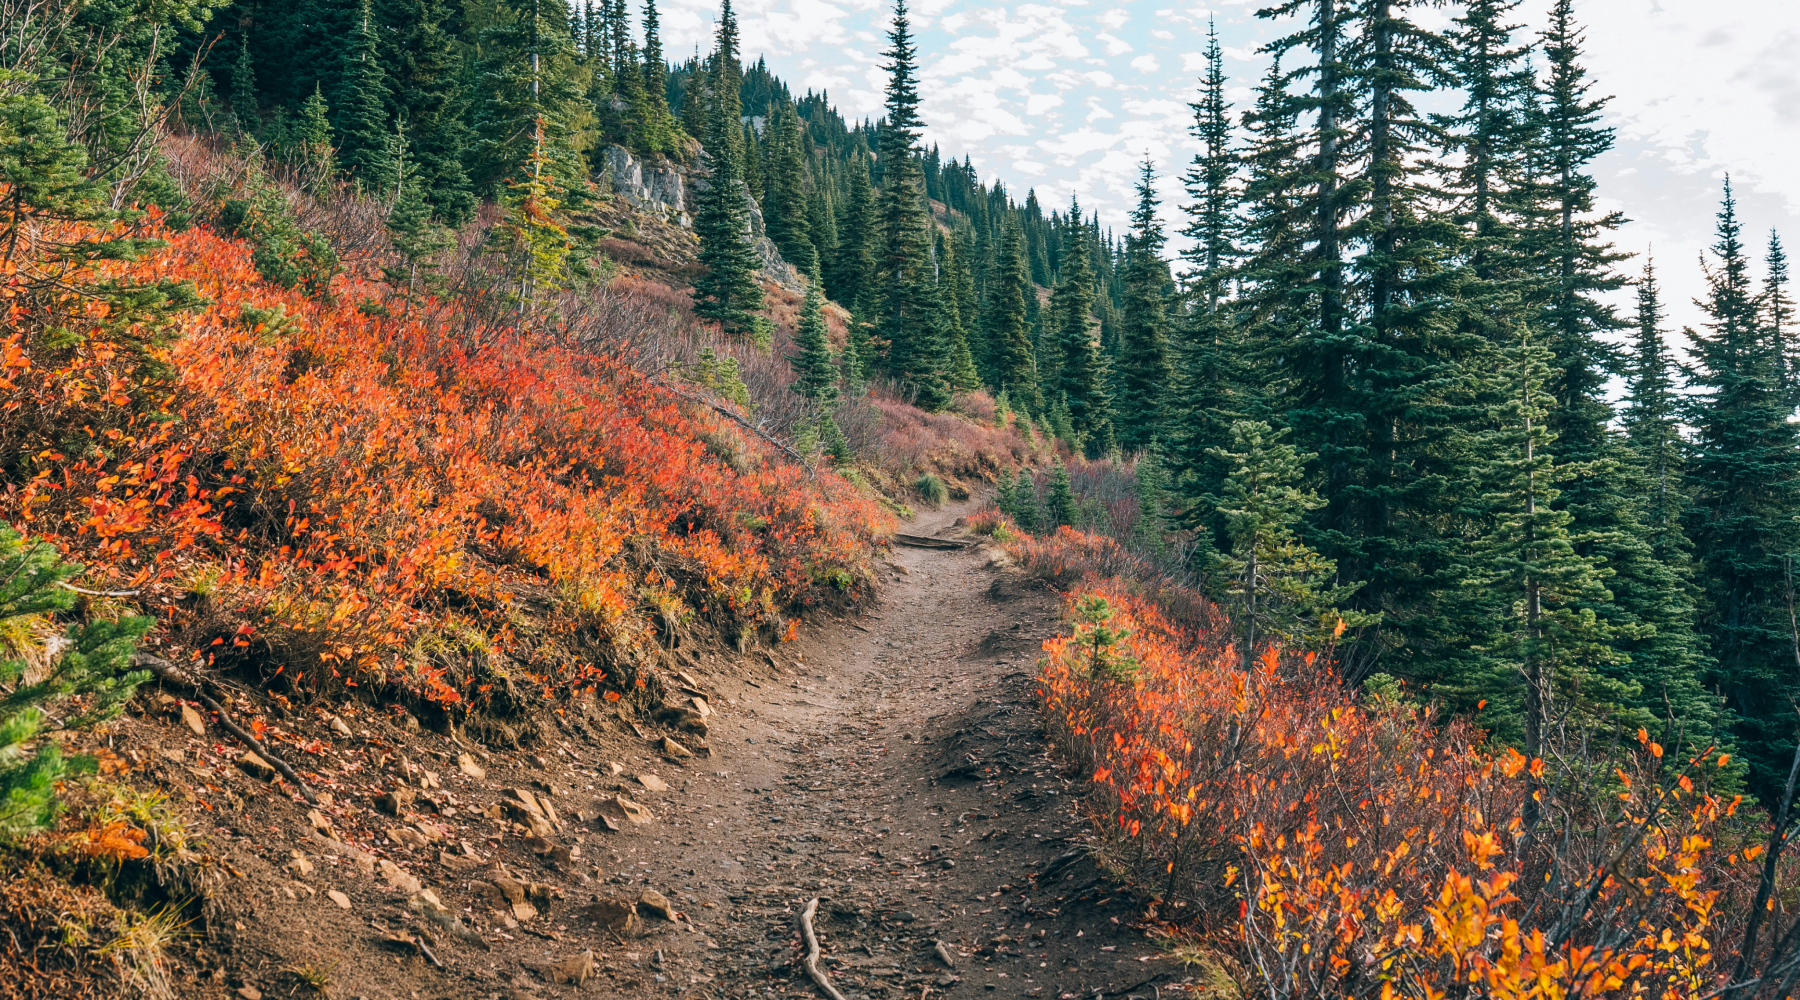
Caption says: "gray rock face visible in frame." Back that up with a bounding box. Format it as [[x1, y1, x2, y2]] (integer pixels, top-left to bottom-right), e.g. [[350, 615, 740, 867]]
[[603, 144, 690, 227]]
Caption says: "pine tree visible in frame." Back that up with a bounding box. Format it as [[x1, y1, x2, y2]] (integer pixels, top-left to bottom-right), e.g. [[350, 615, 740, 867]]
[[983, 217, 1040, 412], [788, 281, 838, 406], [1115, 158, 1172, 453], [384, 118, 455, 302], [1764, 231, 1795, 407], [873, 0, 949, 410], [689, 0, 764, 336], [1687, 179, 1800, 797], [1181, 17, 1237, 312], [1458, 334, 1627, 794], [380, 0, 477, 223], [632, 0, 682, 154], [467, 0, 591, 199], [0, 527, 151, 840], [762, 100, 817, 275], [339, 0, 395, 190], [1047, 458, 1077, 529], [827, 150, 878, 316], [1206, 420, 1368, 662], [1048, 211, 1113, 458], [228, 30, 260, 137]]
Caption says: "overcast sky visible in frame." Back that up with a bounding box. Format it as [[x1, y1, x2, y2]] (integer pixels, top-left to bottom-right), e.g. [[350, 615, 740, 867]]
[[653, 0, 1800, 335]]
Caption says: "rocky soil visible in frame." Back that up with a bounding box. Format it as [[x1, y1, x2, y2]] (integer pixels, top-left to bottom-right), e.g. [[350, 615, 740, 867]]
[[100, 502, 1199, 1000]]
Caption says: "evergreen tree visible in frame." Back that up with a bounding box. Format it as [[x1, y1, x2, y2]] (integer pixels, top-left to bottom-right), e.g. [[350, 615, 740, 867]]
[[689, 1, 763, 335], [1047, 219, 1113, 457], [384, 118, 455, 301], [1047, 458, 1078, 529], [983, 217, 1040, 412], [873, 0, 950, 410], [228, 30, 260, 137], [1181, 17, 1237, 312], [380, 0, 477, 223], [826, 150, 878, 316], [1764, 231, 1795, 407], [466, 0, 591, 199], [788, 281, 838, 406], [1459, 334, 1624, 774], [339, 0, 394, 190], [762, 100, 817, 275], [0, 527, 151, 840], [1206, 420, 1368, 662], [1686, 179, 1800, 797], [1115, 158, 1172, 453]]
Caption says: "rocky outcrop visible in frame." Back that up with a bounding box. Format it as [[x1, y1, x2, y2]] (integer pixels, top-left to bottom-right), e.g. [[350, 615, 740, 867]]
[[687, 167, 805, 295], [602, 145, 690, 228]]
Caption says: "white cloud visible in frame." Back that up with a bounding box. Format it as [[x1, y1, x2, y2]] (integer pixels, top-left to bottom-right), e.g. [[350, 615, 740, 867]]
[[1130, 54, 1160, 73]]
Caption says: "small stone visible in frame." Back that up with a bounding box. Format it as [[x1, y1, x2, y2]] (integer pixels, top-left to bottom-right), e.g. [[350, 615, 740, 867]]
[[934, 940, 957, 968], [940, 858, 956, 869], [689, 696, 712, 718], [661, 736, 693, 758], [327, 890, 351, 910], [607, 761, 625, 776], [600, 795, 654, 825], [285, 851, 313, 877], [894, 911, 916, 923], [388, 827, 430, 850], [531, 754, 550, 769], [329, 716, 352, 737], [458, 753, 486, 779], [180, 704, 206, 735], [675, 670, 702, 690], [938, 974, 958, 987], [636, 774, 669, 792], [637, 889, 675, 921], [579, 897, 639, 932], [550, 950, 594, 985], [511, 900, 539, 922], [235, 752, 276, 782], [237, 987, 263, 1000], [378, 859, 422, 895], [522, 834, 554, 854], [438, 850, 480, 871], [374, 788, 414, 815]]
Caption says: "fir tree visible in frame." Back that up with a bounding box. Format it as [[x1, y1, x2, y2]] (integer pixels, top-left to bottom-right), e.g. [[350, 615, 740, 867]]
[[1181, 17, 1237, 312], [1686, 179, 1800, 797], [380, 0, 477, 223], [762, 100, 817, 275], [228, 30, 260, 137], [826, 150, 878, 316], [467, 0, 591, 199], [983, 217, 1040, 412], [1115, 158, 1172, 453], [1206, 420, 1368, 662], [1047, 458, 1077, 529], [339, 0, 395, 191], [1047, 213, 1113, 458], [788, 281, 838, 406], [873, 0, 950, 410], [689, 0, 763, 336], [0, 527, 151, 840], [1764, 231, 1795, 407]]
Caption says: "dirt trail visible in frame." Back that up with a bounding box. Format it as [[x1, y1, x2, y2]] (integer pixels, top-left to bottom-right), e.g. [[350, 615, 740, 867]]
[[137, 502, 1187, 1000]]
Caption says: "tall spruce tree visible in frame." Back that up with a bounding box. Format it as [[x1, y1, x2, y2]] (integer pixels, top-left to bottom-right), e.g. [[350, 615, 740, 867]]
[[827, 149, 878, 317], [689, 0, 763, 335], [873, 0, 950, 410], [984, 217, 1040, 412], [1764, 231, 1795, 407], [379, 0, 476, 223], [1115, 158, 1172, 454], [762, 100, 817, 275], [339, 0, 394, 190], [1687, 180, 1800, 797], [1048, 218, 1113, 458]]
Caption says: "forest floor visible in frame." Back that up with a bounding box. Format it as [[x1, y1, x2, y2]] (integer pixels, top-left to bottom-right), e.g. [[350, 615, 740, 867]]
[[101, 501, 1199, 1000]]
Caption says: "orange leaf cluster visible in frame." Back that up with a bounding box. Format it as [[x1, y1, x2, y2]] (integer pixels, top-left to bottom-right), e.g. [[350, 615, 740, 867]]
[[2, 214, 889, 707], [1018, 522, 1780, 1000]]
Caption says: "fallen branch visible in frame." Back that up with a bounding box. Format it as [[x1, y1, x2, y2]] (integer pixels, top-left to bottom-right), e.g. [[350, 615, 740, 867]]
[[59, 582, 142, 597], [796, 897, 846, 1000], [133, 653, 319, 805], [654, 377, 814, 474]]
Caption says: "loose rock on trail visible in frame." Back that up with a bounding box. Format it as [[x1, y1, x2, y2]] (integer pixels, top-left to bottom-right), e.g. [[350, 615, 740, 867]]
[[125, 501, 1192, 1000]]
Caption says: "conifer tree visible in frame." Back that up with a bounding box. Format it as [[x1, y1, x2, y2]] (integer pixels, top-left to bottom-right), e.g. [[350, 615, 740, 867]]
[[1181, 17, 1237, 312], [0, 528, 151, 839], [1047, 458, 1077, 528], [467, 0, 590, 198], [1048, 221, 1113, 457], [1686, 180, 1800, 795], [1206, 420, 1368, 662], [1764, 231, 1795, 406], [380, 0, 477, 223], [983, 217, 1040, 412], [228, 31, 260, 137], [788, 281, 838, 406], [1115, 158, 1172, 453], [689, 0, 763, 336], [873, 0, 950, 410], [762, 101, 817, 275], [826, 150, 878, 316], [1459, 334, 1625, 777], [339, 0, 395, 190]]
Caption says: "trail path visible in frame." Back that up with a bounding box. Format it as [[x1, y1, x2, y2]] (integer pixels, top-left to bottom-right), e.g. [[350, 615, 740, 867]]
[[582, 500, 1174, 1000], [190, 502, 1185, 1000]]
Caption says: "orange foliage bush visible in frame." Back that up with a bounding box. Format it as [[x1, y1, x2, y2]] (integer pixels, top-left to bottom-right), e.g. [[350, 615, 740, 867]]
[[1, 215, 889, 710], [1016, 522, 1793, 999]]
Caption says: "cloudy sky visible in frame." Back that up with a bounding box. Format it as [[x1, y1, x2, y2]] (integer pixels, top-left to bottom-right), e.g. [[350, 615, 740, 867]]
[[654, 0, 1800, 333]]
